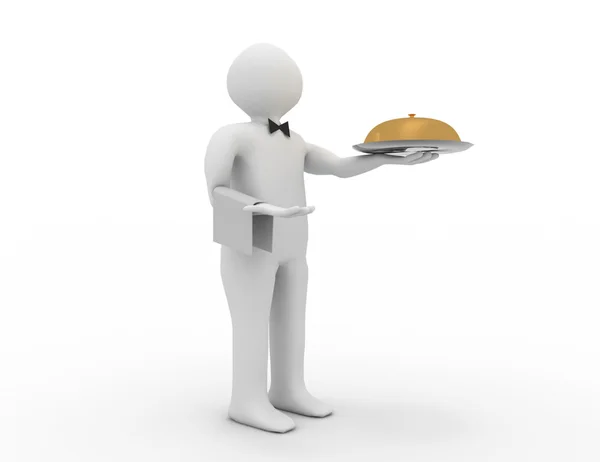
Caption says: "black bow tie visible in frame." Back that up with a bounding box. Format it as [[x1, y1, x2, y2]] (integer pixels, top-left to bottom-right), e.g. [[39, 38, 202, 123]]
[[268, 119, 290, 137]]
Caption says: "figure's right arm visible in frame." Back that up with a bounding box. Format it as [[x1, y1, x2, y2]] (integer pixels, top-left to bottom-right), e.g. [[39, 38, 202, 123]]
[[204, 125, 259, 207]]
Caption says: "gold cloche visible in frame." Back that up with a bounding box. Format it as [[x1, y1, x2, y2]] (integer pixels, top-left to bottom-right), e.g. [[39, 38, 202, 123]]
[[364, 114, 461, 143]]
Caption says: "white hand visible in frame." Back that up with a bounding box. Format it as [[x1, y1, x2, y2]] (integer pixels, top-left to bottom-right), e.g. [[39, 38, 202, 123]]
[[384, 151, 440, 165], [243, 203, 316, 218]]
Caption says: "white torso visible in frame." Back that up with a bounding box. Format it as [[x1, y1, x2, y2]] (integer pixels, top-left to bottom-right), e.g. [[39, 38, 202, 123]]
[[230, 122, 307, 206], [230, 122, 309, 260]]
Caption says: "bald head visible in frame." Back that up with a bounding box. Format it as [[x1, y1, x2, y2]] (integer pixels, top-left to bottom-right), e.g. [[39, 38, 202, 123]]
[[227, 43, 303, 121]]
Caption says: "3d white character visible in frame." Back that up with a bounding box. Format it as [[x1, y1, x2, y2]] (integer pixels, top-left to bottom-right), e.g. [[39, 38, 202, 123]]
[[205, 43, 438, 433]]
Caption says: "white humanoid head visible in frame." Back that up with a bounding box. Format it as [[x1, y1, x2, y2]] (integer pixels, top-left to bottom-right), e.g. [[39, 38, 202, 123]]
[[227, 43, 303, 123]]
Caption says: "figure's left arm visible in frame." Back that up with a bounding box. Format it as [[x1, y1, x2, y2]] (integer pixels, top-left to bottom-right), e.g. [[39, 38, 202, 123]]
[[304, 143, 438, 178]]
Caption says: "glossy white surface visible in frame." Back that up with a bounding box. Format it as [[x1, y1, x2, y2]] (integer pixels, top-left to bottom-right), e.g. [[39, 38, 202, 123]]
[[3, 0, 600, 459]]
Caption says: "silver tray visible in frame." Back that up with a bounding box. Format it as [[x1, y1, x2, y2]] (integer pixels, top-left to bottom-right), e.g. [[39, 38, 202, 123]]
[[352, 139, 473, 156]]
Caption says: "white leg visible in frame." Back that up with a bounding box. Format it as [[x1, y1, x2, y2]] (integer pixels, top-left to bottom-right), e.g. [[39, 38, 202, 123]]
[[268, 257, 333, 417], [220, 246, 295, 433]]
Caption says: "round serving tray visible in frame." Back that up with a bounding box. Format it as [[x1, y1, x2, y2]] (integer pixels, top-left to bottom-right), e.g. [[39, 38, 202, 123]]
[[352, 139, 473, 156]]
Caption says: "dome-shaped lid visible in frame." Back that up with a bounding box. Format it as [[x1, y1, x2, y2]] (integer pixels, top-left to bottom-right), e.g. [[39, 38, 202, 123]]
[[365, 114, 461, 143]]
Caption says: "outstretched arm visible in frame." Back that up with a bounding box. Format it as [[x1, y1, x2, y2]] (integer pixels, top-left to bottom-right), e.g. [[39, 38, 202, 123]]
[[304, 143, 438, 178]]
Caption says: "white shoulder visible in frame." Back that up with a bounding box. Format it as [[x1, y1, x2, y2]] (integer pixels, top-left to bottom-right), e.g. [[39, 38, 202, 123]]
[[290, 130, 307, 149], [208, 123, 245, 144]]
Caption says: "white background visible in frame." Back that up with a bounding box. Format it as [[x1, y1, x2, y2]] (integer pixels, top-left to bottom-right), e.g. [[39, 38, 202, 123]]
[[1, 0, 599, 460]]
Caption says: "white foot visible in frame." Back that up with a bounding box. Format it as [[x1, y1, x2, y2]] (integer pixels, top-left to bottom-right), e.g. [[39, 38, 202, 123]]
[[269, 388, 334, 418], [228, 402, 296, 433]]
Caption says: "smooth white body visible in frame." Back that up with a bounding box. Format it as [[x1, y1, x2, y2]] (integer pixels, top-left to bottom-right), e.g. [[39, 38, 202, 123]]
[[204, 43, 438, 433]]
